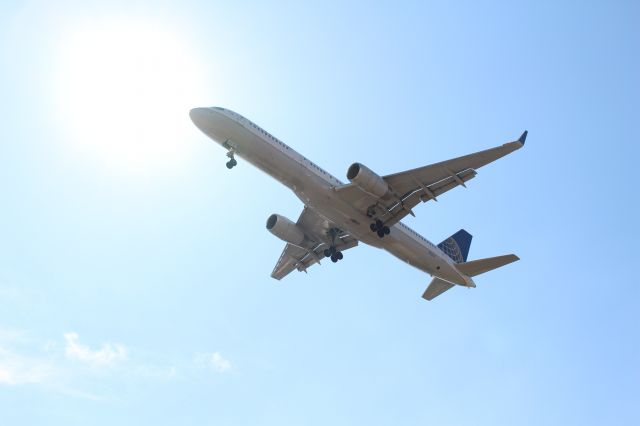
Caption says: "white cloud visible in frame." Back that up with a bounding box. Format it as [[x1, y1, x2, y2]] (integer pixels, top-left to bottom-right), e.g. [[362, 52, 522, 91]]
[[195, 352, 232, 373], [1, 327, 229, 399], [210, 352, 231, 373], [63, 332, 127, 367]]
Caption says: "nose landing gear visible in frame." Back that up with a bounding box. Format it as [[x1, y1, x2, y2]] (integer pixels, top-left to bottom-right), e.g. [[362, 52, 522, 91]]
[[370, 219, 390, 238], [225, 150, 237, 169]]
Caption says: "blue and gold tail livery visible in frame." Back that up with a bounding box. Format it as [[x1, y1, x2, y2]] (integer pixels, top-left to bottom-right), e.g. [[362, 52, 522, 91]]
[[437, 229, 472, 263]]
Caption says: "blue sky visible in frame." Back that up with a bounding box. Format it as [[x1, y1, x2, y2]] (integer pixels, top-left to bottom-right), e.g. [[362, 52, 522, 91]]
[[1, 1, 638, 424]]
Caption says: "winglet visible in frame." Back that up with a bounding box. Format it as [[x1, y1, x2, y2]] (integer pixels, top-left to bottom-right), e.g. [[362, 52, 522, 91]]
[[518, 130, 528, 146]]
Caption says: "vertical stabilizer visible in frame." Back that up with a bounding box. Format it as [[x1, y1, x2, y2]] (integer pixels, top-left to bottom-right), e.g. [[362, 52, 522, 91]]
[[438, 229, 472, 263]]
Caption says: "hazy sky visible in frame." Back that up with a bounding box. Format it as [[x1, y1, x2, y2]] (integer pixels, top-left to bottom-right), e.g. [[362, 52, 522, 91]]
[[1, 1, 638, 425]]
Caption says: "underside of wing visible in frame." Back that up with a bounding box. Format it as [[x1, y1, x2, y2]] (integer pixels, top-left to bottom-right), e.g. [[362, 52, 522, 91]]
[[335, 167, 477, 227], [334, 133, 526, 227], [270, 207, 358, 280]]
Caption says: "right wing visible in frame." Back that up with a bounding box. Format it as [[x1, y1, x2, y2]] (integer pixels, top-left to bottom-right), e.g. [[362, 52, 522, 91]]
[[271, 207, 358, 280], [335, 132, 527, 227]]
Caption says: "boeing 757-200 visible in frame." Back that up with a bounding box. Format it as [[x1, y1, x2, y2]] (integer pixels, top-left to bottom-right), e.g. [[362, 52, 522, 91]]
[[190, 107, 526, 300]]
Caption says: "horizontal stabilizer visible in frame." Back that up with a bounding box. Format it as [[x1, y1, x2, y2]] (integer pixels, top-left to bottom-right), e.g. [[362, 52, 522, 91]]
[[455, 254, 519, 277], [422, 277, 455, 301]]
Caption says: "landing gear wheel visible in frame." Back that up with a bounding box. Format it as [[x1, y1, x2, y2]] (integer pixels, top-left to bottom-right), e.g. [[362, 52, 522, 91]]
[[226, 149, 237, 169], [326, 228, 345, 263], [371, 219, 389, 238]]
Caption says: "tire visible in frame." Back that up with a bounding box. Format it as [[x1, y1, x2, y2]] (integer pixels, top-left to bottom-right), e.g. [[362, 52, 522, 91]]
[[336, 251, 343, 260], [377, 229, 385, 238], [331, 255, 338, 263], [370, 223, 377, 232], [226, 162, 233, 169], [324, 249, 331, 257], [383, 226, 390, 235], [230, 159, 237, 166]]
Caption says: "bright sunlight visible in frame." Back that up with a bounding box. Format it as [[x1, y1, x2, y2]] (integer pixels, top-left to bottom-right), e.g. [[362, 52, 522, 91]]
[[53, 19, 205, 176]]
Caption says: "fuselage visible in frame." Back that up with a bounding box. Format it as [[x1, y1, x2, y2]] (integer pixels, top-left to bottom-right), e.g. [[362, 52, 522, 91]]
[[190, 107, 472, 286]]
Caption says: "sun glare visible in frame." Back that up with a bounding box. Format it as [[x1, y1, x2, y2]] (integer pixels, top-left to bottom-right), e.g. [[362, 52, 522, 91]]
[[54, 19, 205, 176]]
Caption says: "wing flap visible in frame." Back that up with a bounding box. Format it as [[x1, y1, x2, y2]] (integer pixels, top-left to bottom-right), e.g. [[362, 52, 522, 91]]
[[271, 244, 312, 280], [381, 169, 477, 227]]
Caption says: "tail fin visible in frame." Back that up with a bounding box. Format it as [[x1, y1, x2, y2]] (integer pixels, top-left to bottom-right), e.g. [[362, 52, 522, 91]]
[[455, 254, 519, 277], [438, 229, 472, 263]]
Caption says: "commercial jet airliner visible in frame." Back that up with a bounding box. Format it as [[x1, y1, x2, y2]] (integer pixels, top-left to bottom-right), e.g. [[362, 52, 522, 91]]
[[190, 107, 526, 300]]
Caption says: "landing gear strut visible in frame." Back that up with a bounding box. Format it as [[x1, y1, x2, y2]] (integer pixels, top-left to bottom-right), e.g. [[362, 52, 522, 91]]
[[370, 219, 390, 238], [225, 150, 237, 169]]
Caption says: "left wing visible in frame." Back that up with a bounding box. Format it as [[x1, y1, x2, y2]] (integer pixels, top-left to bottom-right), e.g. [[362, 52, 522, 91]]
[[335, 132, 527, 227], [271, 207, 358, 280]]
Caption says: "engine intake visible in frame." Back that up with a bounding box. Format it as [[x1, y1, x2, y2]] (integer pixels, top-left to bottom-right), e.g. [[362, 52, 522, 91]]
[[266, 214, 307, 247], [346, 163, 389, 198]]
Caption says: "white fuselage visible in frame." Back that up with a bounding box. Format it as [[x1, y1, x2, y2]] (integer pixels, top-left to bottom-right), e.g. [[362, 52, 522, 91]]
[[190, 107, 472, 286]]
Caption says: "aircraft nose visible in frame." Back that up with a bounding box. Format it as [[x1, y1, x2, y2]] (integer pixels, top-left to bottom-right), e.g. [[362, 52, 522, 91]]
[[189, 107, 210, 130]]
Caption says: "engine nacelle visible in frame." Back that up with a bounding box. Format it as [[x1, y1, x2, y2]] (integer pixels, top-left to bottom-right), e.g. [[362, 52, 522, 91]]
[[266, 214, 307, 246], [346, 163, 389, 198]]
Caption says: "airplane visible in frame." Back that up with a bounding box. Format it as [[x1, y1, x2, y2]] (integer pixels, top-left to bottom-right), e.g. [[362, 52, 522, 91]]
[[190, 107, 526, 300]]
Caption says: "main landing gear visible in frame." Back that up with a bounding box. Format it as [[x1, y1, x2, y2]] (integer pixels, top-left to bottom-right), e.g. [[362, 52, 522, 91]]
[[370, 219, 390, 238], [324, 246, 344, 263], [324, 228, 344, 263], [225, 150, 237, 169]]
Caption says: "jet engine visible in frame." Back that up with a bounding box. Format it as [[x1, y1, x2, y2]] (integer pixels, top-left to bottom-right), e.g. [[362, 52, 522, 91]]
[[346, 163, 389, 198], [266, 214, 307, 247]]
